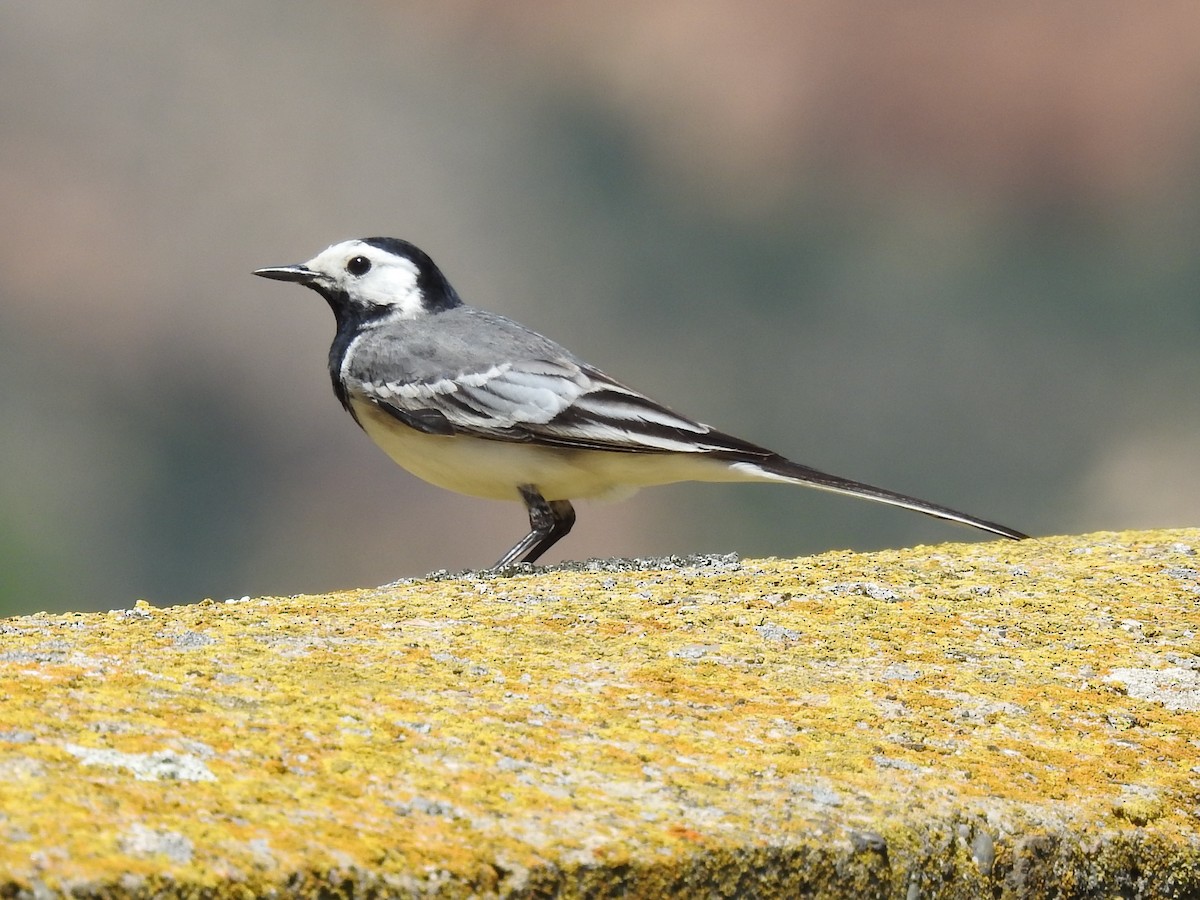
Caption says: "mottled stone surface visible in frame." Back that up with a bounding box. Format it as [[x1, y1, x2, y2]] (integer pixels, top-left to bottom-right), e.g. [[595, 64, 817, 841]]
[[1, 530, 1198, 897]]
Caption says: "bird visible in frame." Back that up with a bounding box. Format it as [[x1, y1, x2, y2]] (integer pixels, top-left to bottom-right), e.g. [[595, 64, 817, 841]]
[[254, 237, 1027, 568]]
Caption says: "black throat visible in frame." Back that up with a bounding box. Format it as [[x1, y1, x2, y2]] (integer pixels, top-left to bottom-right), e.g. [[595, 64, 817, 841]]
[[318, 287, 374, 414]]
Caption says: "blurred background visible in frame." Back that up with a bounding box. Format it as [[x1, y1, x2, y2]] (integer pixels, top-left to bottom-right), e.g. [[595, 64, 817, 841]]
[[2, 2, 1198, 615]]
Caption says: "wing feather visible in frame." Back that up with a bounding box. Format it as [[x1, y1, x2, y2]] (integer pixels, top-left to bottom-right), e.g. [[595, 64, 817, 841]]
[[352, 359, 773, 457]]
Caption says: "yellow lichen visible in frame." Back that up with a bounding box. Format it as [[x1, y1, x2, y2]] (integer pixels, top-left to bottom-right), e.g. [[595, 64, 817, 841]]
[[0, 529, 1197, 897]]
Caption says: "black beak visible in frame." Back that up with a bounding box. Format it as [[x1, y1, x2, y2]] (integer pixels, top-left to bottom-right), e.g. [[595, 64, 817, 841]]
[[253, 264, 318, 284]]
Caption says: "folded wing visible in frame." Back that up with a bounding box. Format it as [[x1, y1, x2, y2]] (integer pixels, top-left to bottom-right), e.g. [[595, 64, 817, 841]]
[[352, 359, 771, 456]]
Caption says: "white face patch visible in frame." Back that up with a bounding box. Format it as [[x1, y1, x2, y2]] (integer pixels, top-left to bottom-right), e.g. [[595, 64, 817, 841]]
[[305, 240, 425, 318]]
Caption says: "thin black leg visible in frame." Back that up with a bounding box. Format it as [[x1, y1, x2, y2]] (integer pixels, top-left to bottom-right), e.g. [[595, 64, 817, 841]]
[[492, 486, 576, 568]]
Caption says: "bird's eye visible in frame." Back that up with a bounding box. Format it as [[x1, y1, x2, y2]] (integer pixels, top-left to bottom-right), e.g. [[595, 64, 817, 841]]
[[346, 256, 372, 276]]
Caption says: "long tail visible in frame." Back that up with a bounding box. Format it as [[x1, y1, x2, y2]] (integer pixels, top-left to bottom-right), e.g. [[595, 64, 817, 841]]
[[726, 455, 1028, 541]]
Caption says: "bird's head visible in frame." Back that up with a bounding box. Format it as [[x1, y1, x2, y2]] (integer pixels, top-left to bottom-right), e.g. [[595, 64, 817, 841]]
[[254, 237, 461, 322]]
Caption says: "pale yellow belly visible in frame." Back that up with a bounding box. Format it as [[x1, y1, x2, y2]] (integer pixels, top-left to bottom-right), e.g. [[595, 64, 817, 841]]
[[351, 399, 751, 502]]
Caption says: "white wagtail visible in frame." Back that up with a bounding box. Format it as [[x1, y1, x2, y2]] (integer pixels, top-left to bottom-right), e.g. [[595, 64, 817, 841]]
[[255, 237, 1026, 567]]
